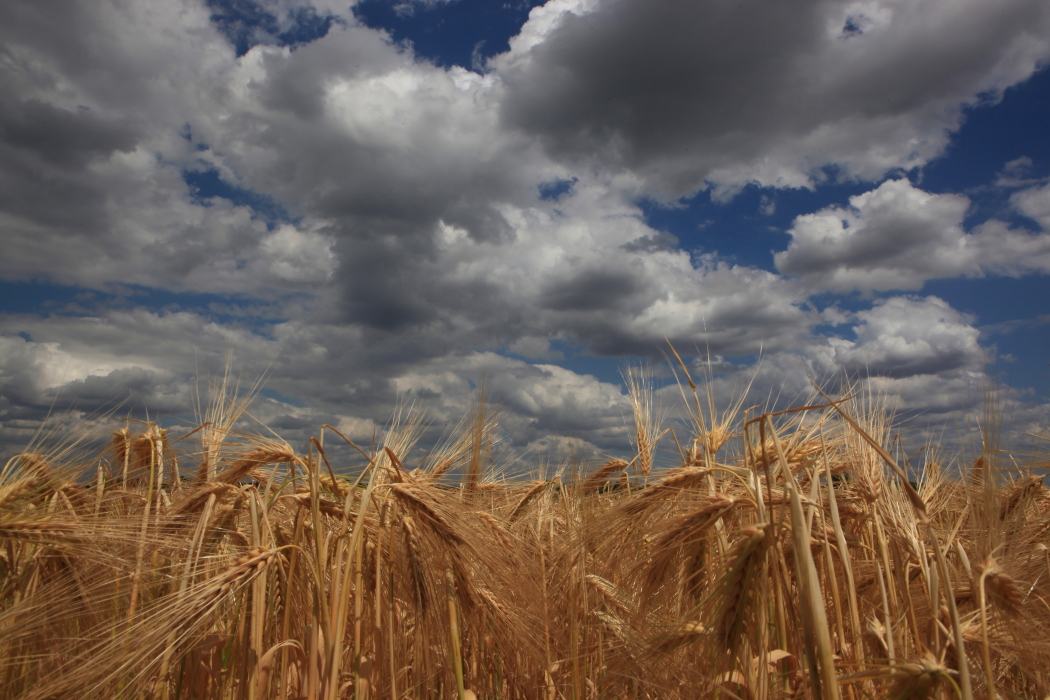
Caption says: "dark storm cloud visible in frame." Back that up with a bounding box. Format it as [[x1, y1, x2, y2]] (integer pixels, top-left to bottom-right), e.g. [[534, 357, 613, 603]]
[[0, 0, 308, 292], [331, 230, 513, 334], [540, 269, 646, 311], [49, 367, 187, 414], [268, 413, 312, 431], [502, 0, 823, 158], [0, 99, 139, 168], [0, 145, 111, 233], [498, 0, 1050, 195], [0, 97, 141, 234], [0, 336, 48, 410], [0, 333, 189, 460]]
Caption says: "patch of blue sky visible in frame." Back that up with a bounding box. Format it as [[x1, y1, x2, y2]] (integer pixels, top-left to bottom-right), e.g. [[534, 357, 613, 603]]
[[352, 0, 547, 70], [637, 180, 874, 273], [183, 167, 296, 228], [925, 275, 1050, 397], [499, 337, 707, 391], [179, 124, 213, 153], [0, 280, 292, 336], [0, 280, 98, 315], [921, 66, 1050, 194], [639, 66, 1050, 402], [538, 177, 578, 202], [206, 0, 342, 57], [920, 65, 1050, 240], [643, 66, 1050, 274]]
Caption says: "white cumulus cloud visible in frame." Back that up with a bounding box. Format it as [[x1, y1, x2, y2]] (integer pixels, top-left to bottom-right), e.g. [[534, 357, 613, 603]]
[[776, 179, 1050, 292]]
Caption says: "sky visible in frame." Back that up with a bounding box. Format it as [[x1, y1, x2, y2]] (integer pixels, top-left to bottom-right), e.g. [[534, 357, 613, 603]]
[[1, 0, 1049, 465]]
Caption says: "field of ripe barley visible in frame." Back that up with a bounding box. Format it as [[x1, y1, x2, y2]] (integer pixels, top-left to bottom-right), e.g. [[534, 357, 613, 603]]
[[1, 374, 1048, 699]]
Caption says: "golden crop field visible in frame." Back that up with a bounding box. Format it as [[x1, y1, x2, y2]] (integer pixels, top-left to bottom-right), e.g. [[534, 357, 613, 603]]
[[1, 369, 1048, 699]]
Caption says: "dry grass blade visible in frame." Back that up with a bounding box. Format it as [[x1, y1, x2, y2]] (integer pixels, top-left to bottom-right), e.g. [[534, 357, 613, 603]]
[[473, 510, 515, 551], [768, 415, 840, 700], [974, 557, 1023, 617], [0, 476, 40, 508], [999, 474, 1043, 520], [813, 383, 928, 522], [216, 443, 296, 484], [620, 467, 711, 516], [888, 655, 956, 700], [581, 459, 630, 493], [624, 366, 661, 481], [400, 513, 429, 610], [712, 522, 771, 649], [651, 620, 706, 654], [0, 516, 83, 545], [652, 494, 737, 551], [586, 574, 633, 617], [174, 482, 236, 513], [389, 483, 464, 545], [642, 494, 738, 596], [508, 480, 547, 521]]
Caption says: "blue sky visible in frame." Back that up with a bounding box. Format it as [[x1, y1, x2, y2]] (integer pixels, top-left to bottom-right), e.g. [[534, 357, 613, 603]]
[[1, 0, 1049, 461]]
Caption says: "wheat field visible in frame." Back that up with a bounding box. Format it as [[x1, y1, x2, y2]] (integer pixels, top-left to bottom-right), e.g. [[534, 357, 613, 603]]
[[1, 366, 1048, 699]]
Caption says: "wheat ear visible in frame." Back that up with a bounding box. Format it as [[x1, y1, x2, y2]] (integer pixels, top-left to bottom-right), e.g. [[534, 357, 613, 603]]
[[580, 459, 630, 493]]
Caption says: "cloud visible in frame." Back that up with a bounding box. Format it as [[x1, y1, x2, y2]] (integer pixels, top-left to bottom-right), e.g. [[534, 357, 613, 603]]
[[0, 0, 342, 296], [260, 224, 336, 282], [1, 0, 1034, 366], [830, 295, 985, 378], [659, 294, 989, 417], [1013, 181, 1050, 230], [521, 435, 603, 467], [0, 290, 1014, 461], [508, 336, 562, 360], [995, 156, 1044, 188], [0, 309, 637, 457], [0, 331, 196, 459], [392, 352, 634, 448], [648, 297, 993, 452], [980, 313, 1050, 336], [775, 179, 1050, 292], [0, 331, 178, 405], [412, 186, 813, 356], [0, 99, 140, 168], [497, 0, 1050, 198]]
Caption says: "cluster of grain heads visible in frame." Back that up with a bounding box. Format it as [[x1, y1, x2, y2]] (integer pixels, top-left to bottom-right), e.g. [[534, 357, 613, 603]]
[[2, 367, 1050, 699]]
